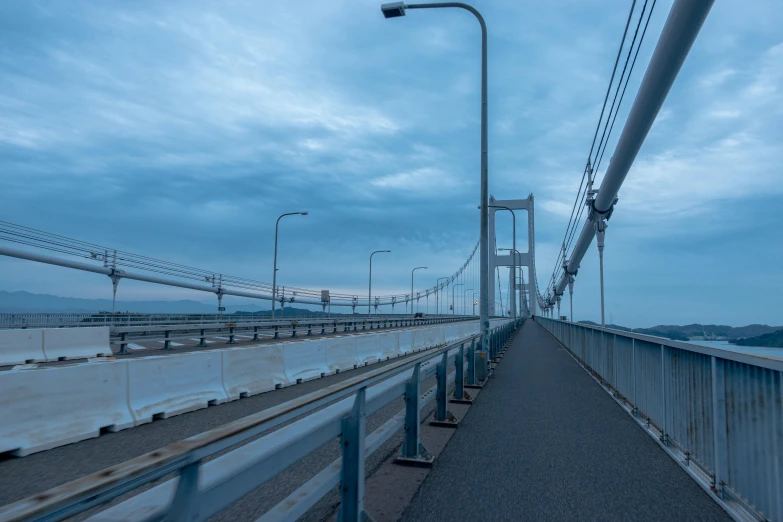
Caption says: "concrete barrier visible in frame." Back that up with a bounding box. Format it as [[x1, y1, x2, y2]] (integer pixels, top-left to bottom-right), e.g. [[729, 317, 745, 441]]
[[398, 329, 413, 355], [424, 325, 445, 347], [128, 352, 228, 423], [411, 328, 426, 351], [222, 344, 287, 400], [355, 334, 381, 365], [283, 339, 328, 383], [42, 327, 111, 361], [0, 362, 134, 456], [324, 335, 358, 373], [377, 331, 401, 360], [0, 329, 45, 366]]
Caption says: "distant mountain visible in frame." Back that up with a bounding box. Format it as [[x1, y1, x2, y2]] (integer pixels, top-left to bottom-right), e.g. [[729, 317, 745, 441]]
[[577, 321, 783, 342], [0, 290, 274, 314], [0, 290, 349, 316], [730, 329, 783, 347]]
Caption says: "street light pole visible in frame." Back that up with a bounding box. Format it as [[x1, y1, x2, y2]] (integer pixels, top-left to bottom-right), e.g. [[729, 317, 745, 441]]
[[410, 266, 427, 315], [369, 250, 391, 316], [452, 283, 463, 315], [381, 1, 489, 352], [473, 292, 478, 316], [272, 211, 308, 320], [436, 276, 448, 315], [463, 288, 473, 316]]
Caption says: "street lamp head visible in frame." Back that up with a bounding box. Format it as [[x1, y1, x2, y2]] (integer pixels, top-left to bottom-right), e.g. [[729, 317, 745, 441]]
[[299, 211, 309, 215], [381, 2, 407, 18]]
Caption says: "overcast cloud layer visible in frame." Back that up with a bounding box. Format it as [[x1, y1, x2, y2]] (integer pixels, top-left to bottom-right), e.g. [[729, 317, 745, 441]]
[[1, 1, 781, 327]]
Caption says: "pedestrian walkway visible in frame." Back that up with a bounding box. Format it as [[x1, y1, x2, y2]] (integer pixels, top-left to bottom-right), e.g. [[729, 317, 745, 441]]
[[402, 320, 731, 521]]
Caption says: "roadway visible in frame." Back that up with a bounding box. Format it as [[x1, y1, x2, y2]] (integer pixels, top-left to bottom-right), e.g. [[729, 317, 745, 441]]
[[401, 319, 732, 521]]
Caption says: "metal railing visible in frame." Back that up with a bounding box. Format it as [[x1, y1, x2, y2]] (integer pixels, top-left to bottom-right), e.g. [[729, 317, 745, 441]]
[[0, 312, 466, 330], [0, 319, 521, 521], [109, 316, 474, 354], [538, 317, 782, 522]]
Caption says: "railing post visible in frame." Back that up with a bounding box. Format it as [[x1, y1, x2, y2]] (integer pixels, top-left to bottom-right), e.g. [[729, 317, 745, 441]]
[[274, 325, 279, 339], [228, 326, 235, 344], [168, 461, 201, 522], [632, 338, 638, 416], [661, 344, 669, 445], [164, 330, 171, 350], [451, 343, 473, 404], [353, 321, 357, 332], [199, 329, 206, 347], [711, 356, 729, 497], [395, 364, 434, 467], [253, 326, 259, 341], [119, 332, 127, 355], [307, 323, 313, 336], [291, 322, 297, 338], [431, 351, 458, 427], [465, 339, 479, 388], [338, 387, 371, 522], [321, 323, 326, 335]]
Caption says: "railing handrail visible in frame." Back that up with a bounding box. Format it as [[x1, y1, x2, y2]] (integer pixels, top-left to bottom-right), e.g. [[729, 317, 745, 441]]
[[543, 318, 783, 372]]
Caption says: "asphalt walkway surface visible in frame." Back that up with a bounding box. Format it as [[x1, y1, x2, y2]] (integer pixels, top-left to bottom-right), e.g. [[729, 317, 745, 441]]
[[402, 319, 731, 522]]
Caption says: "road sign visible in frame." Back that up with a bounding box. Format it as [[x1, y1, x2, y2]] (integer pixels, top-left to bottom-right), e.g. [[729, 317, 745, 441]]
[[218, 307, 226, 312], [321, 290, 330, 303]]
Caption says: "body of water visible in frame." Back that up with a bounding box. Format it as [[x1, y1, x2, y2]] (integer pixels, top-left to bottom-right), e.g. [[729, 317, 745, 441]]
[[685, 339, 783, 359]]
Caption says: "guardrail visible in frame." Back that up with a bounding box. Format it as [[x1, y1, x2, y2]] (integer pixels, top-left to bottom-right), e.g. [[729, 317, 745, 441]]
[[537, 317, 781, 522], [109, 316, 475, 354], [0, 319, 521, 521], [0, 312, 466, 329]]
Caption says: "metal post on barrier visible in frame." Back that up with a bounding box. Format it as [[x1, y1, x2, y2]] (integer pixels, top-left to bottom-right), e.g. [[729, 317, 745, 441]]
[[228, 327, 235, 344], [396, 363, 434, 467], [291, 322, 297, 338], [710, 356, 729, 497], [465, 339, 479, 388], [338, 387, 370, 522], [274, 325, 279, 339], [199, 329, 206, 347], [321, 323, 326, 335], [431, 351, 458, 427], [253, 326, 259, 342], [451, 343, 473, 404], [164, 330, 171, 350], [169, 460, 201, 521], [307, 324, 312, 336], [119, 332, 128, 354]]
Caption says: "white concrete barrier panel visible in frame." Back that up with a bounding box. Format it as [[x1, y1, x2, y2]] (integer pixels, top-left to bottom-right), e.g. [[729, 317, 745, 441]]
[[222, 344, 288, 400], [424, 326, 444, 348], [355, 334, 381, 365], [0, 362, 134, 456], [283, 339, 328, 383], [325, 335, 358, 373], [411, 328, 426, 351], [0, 329, 45, 367], [377, 331, 401, 360], [42, 327, 111, 361], [398, 330, 413, 355], [128, 352, 228, 424]]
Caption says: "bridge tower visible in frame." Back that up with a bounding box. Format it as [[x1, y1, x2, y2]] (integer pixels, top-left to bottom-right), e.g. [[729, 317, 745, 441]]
[[487, 194, 537, 317]]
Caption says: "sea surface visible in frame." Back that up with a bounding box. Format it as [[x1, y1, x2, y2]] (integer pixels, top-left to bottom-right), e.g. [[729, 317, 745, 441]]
[[685, 339, 783, 359]]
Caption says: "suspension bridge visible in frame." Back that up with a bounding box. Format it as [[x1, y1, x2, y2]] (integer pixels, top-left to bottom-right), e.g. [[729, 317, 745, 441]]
[[0, 0, 779, 521]]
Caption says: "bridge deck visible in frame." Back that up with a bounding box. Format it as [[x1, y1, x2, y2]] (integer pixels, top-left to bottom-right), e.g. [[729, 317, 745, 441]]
[[402, 319, 731, 521]]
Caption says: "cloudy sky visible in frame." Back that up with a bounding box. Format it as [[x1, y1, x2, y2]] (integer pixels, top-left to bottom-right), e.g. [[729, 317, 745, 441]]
[[1, 0, 781, 327]]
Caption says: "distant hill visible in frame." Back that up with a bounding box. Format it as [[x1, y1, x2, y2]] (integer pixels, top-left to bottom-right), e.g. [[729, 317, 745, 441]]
[[730, 329, 783, 347], [578, 321, 783, 342], [0, 290, 323, 315]]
